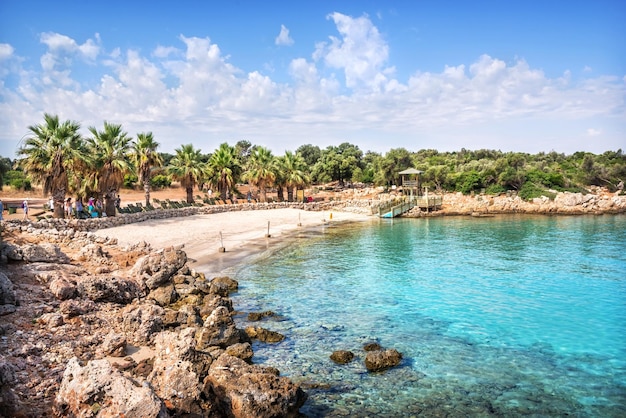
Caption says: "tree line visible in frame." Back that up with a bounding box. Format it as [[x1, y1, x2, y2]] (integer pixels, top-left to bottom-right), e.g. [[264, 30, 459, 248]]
[[1, 114, 625, 218]]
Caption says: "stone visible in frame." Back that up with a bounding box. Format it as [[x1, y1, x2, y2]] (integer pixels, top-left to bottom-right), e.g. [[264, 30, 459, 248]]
[[225, 342, 254, 363], [244, 326, 285, 343], [364, 348, 403, 372], [38, 312, 64, 328], [199, 293, 233, 318], [78, 275, 141, 303], [75, 243, 109, 262], [0, 355, 19, 416], [330, 350, 355, 364], [21, 243, 69, 263], [130, 247, 187, 290], [247, 310, 275, 321], [363, 342, 382, 351], [48, 277, 77, 300], [121, 304, 165, 345], [101, 332, 127, 357], [54, 358, 168, 417], [0, 273, 17, 316], [59, 299, 96, 317], [206, 353, 307, 418], [148, 328, 216, 415], [210, 276, 239, 294], [148, 283, 178, 306], [196, 306, 247, 349]]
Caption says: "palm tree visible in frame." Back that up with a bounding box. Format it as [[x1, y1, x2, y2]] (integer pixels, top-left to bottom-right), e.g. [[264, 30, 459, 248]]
[[168, 144, 206, 203], [282, 151, 310, 202], [132, 132, 163, 207], [86, 122, 133, 217], [206, 143, 241, 200], [243, 146, 277, 203], [16, 113, 88, 218]]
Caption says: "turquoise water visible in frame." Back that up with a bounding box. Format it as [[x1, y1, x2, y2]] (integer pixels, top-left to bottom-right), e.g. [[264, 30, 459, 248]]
[[229, 215, 626, 417]]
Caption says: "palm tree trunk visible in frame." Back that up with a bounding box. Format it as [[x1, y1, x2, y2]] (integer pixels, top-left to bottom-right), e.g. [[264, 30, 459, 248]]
[[260, 181, 267, 202], [277, 185, 285, 202], [186, 187, 194, 203], [287, 187, 294, 202], [104, 192, 116, 217], [53, 189, 65, 219], [144, 181, 151, 207]]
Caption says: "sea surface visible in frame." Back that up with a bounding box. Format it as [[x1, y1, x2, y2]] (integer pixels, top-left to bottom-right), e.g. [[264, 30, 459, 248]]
[[227, 215, 626, 417]]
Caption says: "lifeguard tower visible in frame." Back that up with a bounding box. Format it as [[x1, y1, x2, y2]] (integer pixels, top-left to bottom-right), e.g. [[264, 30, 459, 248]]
[[376, 168, 442, 217]]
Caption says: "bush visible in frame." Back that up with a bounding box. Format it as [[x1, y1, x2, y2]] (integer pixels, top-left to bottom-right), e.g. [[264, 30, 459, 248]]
[[151, 174, 172, 189], [518, 183, 556, 201], [484, 184, 506, 195], [123, 173, 138, 188]]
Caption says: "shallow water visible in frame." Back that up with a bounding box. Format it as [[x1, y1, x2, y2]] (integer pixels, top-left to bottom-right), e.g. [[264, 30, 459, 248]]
[[228, 215, 626, 417]]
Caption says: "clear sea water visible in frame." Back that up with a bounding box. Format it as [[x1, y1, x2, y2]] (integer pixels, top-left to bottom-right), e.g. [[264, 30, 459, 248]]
[[228, 215, 626, 417]]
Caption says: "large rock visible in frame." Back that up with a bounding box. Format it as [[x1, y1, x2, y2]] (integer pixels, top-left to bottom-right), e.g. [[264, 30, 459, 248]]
[[0, 273, 17, 316], [78, 275, 141, 303], [148, 283, 178, 306], [21, 243, 69, 263], [364, 348, 403, 372], [207, 353, 307, 418], [130, 247, 187, 290], [148, 328, 217, 415], [330, 350, 354, 364], [245, 326, 285, 343], [54, 358, 168, 417], [196, 306, 246, 349], [121, 304, 165, 345], [0, 356, 18, 416], [48, 277, 77, 300], [199, 293, 233, 318], [210, 276, 239, 294]]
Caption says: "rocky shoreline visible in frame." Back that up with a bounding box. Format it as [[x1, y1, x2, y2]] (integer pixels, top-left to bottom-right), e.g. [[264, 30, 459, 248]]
[[1, 189, 625, 416]]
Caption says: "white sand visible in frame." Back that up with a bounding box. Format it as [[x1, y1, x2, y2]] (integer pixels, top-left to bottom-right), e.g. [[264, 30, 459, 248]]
[[93, 208, 372, 276]]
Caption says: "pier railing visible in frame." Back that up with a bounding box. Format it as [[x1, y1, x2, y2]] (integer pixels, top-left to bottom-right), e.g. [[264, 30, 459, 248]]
[[374, 195, 443, 217]]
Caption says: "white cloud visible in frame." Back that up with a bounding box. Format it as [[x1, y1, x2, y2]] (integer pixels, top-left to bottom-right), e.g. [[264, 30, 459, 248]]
[[275, 24, 294, 46], [0, 14, 624, 158]]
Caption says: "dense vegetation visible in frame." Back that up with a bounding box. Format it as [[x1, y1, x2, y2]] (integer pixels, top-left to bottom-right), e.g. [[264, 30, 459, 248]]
[[2, 114, 625, 218]]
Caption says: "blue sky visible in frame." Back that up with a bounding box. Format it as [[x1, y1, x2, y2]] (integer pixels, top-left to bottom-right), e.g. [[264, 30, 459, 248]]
[[0, 0, 624, 159]]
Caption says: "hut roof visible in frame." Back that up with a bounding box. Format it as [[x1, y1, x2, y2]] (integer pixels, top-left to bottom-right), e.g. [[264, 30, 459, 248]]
[[398, 168, 424, 175]]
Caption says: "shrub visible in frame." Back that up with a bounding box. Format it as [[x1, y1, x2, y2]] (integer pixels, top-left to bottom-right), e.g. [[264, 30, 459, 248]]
[[123, 173, 138, 188], [151, 174, 172, 189], [519, 183, 556, 201]]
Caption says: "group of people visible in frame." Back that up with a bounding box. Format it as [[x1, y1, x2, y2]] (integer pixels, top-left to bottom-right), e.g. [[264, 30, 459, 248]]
[[49, 196, 105, 219]]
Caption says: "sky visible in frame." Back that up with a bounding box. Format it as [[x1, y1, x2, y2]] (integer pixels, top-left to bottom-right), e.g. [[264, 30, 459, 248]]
[[0, 0, 624, 159]]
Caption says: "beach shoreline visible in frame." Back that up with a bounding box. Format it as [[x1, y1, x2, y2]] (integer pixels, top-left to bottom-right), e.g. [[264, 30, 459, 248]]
[[90, 208, 373, 276]]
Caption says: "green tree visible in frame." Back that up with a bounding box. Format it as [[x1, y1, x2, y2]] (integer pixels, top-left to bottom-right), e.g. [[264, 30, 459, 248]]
[[87, 122, 133, 216], [375, 148, 413, 186], [0, 157, 12, 190], [207, 143, 241, 200], [281, 151, 310, 202], [132, 132, 163, 207], [296, 144, 322, 167], [243, 146, 277, 203], [168, 144, 207, 203], [17, 114, 88, 218]]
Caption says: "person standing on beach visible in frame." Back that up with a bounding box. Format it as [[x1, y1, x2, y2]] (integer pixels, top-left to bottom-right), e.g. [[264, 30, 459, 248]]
[[65, 197, 73, 219], [22, 199, 29, 220]]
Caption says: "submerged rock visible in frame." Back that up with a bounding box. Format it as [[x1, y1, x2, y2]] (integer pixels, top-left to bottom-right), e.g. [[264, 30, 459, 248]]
[[245, 326, 285, 343], [364, 348, 403, 372], [330, 350, 355, 364]]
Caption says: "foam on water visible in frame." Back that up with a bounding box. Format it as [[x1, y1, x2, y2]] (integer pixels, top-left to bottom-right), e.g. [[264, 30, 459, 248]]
[[229, 215, 626, 416]]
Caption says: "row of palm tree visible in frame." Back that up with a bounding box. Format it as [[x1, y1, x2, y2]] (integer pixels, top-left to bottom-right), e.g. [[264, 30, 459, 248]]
[[16, 114, 310, 218]]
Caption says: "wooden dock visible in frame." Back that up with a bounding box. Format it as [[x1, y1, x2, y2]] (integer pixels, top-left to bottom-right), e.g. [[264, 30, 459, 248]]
[[376, 195, 442, 218]]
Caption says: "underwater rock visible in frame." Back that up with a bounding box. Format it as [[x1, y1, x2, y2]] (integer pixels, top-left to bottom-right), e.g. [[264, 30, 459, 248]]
[[330, 350, 355, 364], [364, 348, 403, 372]]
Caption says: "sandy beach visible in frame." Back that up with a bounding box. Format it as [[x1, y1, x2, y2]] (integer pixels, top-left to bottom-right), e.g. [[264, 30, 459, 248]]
[[92, 208, 373, 276]]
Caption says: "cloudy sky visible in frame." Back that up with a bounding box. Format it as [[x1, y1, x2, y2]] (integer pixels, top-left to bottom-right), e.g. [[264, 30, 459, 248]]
[[0, 0, 624, 159]]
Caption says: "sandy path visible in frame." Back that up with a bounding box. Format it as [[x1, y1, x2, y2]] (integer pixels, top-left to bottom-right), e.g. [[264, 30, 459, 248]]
[[93, 208, 372, 276]]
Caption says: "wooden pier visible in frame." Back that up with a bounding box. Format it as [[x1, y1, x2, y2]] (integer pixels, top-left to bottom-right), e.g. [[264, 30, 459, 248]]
[[376, 195, 443, 218]]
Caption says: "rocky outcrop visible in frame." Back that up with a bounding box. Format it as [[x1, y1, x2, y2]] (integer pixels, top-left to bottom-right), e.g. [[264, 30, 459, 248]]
[[245, 326, 286, 343], [55, 358, 168, 417], [196, 306, 247, 349], [0, 356, 18, 416], [207, 353, 308, 418], [0, 273, 17, 316], [364, 348, 403, 372], [330, 350, 355, 364]]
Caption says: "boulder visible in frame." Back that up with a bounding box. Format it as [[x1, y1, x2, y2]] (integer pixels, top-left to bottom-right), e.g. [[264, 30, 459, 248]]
[[330, 350, 354, 364], [148, 328, 216, 415], [78, 275, 141, 303], [0, 356, 18, 416], [207, 353, 307, 418], [225, 342, 254, 363], [247, 310, 275, 321], [49, 277, 77, 300], [59, 299, 96, 317], [199, 293, 233, 318], [363, 342, 382, 351], [121, 304, 165, 345], [54, 358, 168, 417], [0, 273, 17, 316], [100, 332, 127, 357], [196, 306, 246, 349], [130, 247, 187, 290], [148, 283, 178, 306], [210, 276, 239, 294], [75, 243, 109, 262], [21, 243, 69, 263], [364, 348, 403, 372], [244, 326, 285, 343]]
